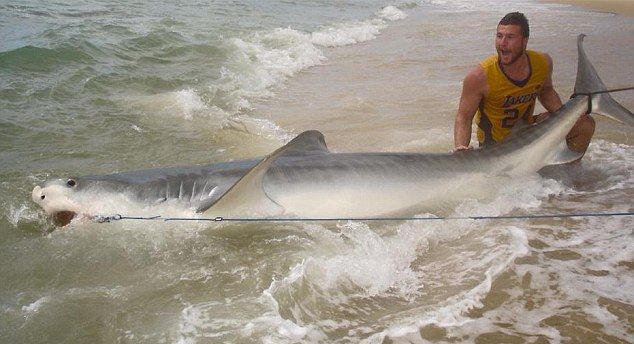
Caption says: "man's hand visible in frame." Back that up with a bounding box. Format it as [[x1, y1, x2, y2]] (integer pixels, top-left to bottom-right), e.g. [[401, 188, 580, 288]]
[[453, 145, 474, 153], [532, 111, 550, 124]]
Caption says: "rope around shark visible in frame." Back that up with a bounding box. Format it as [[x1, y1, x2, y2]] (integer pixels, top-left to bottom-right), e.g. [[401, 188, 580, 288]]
[[571, 86, 634, 114], [571, 86, 634, 98], [93, 211, 634, 223]]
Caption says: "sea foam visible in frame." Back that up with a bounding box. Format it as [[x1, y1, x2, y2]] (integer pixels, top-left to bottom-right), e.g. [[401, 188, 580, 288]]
[[311, 6, 407, 47], [379, 6, 408, 21], [127, 5, 410, 143], [311, 20, 385, 47]]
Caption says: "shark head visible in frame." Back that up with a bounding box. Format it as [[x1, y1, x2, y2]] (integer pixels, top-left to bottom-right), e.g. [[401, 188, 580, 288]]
[[32, 178, 82, 226]]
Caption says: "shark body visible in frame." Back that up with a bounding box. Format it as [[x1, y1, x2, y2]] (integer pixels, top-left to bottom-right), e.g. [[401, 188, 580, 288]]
[[32, 35, 633, 225]]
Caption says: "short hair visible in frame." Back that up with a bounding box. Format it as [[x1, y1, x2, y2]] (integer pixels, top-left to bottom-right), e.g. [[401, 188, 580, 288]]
[[499, 12, 529, 38]]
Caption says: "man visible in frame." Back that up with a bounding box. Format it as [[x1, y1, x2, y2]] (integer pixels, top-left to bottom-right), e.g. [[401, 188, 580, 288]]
[[453, 12, 595, 155]]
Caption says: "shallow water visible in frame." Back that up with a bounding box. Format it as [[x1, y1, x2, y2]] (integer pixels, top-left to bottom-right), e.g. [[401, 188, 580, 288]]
[[1, 0, 633, 343]]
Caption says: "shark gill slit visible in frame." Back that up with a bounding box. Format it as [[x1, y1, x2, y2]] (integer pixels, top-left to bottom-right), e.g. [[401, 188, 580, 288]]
[[201, 181, 210, 201], [190, 180, 197, 202]]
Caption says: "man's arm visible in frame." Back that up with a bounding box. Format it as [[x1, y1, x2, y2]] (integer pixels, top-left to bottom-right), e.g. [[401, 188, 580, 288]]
[[536, 53, 563, 119], [454, 66, 487, 150]]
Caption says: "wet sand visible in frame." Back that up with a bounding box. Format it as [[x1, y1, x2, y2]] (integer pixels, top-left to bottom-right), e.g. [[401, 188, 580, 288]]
[[544, 0, 634, 16]]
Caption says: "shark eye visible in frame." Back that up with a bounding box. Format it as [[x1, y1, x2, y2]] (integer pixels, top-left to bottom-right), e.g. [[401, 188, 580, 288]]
[[40, 195, 46, 200], [66, 179, 76, 187]]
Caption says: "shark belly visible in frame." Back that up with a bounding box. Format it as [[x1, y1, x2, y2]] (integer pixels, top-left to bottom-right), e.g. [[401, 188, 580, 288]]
[[263, 158, 490, 218]]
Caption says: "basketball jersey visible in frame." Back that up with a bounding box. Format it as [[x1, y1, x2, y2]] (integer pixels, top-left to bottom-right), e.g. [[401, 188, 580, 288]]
[[475, 50, 549, 146]]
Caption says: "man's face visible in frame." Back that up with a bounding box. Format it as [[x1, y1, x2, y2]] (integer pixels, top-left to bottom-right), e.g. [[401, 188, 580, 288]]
[[495, 24, 528, 66]]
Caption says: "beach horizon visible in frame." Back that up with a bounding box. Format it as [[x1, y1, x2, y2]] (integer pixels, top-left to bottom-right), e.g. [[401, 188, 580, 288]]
[[543, 0, 634, 16]]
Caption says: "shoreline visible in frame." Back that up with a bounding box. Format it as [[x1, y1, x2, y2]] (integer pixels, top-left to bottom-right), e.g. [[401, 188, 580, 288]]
[[542, 0, 634, 16]]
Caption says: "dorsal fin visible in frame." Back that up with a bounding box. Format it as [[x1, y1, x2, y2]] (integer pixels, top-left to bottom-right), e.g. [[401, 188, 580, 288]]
[[197, 131, 329, 215], [574, 34, 608, 96], [282, 130, 330, 156]]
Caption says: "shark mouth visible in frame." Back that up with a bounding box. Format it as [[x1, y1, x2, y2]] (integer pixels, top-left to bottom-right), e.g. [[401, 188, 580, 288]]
[[53, 211, 76, 226]]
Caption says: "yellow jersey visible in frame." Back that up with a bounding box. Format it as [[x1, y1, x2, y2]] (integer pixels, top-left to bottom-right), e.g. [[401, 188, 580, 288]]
[[475, 50, 549, 146]]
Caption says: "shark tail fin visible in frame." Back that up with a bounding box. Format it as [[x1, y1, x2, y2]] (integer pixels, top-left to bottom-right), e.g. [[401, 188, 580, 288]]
[[574, 34, 634, 126]]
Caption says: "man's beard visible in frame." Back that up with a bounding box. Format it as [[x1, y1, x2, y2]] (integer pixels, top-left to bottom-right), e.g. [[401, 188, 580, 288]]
[[498, 48, 526, 66]]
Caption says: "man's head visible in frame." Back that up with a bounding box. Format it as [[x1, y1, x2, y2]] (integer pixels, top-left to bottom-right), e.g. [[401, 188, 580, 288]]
[[499, 12, 529, 38], [496, 12, 529, 66]]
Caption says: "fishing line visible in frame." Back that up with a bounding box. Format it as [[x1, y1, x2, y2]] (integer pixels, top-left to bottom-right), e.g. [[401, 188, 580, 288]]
[[93, 211, 634, 223], [571, 86, 634, 98], [570, 86, 634, 114]]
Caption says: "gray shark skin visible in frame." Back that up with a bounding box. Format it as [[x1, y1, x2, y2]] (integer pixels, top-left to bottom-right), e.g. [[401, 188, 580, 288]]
[[32, 35, 633, 225]]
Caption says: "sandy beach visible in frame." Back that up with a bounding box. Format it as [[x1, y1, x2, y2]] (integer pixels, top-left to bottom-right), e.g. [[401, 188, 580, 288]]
[[545, 0, 634, 16]]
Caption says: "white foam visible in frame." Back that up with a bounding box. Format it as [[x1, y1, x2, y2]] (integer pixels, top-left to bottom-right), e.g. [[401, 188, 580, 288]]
[[176, 304, 209, 344], [173, 89, 208, 119], [118, 4, 411, 153], [483, 219, 633, 343], [175, 300, 244, 343], [177, 304, 253, 343], [301, 173, 561, 342], [365, 226, 530, 343], [440, 142, 632, 343], [130, 88, 220, 120], [583, 303, 629, 340], [224, 115, 295, 142], [310, 5, 408, 48], [21, 296, 50, 315], [311, 20, 385, 47], [255, 209, 533, 342], [243, 262, 324, 342], [586, 140, 634, 191], [423, 0, 566, 12], [8, 203, 41, 226], [264, 262, 304, 297], [379, 6, 408, 21], [212, 28, 327, 139], [250, 174, 549, 341], [304, 221, 422, 296], [229, 28, 326, 91], [129, 7, 413, 142], [454, 175, 567, 217]]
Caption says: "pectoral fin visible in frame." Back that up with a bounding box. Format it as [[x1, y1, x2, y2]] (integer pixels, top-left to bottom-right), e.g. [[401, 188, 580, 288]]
[[194, 197, 218, 213], [198, 131, 329, 216]]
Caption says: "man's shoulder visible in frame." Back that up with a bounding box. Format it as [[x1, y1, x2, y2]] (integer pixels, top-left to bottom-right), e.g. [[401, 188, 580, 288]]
[[527, 50, 553, 75], [479, 54, 498, 69], [527, 50, 551, 64], [526, 49, 546, 56], [463, 64, 488, 92]]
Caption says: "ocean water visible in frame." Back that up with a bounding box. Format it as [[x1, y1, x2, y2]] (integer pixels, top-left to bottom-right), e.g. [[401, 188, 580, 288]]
[[1, 0, 633, 343]]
